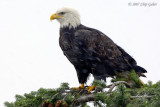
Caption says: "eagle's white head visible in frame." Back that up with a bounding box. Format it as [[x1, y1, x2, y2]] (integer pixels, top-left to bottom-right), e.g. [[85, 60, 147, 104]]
[[50, 7, 81, 29]]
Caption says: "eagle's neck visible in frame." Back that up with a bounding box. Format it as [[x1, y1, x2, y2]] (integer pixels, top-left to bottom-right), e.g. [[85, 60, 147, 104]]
[[58, 17, 81, 29], [60, 21, 81, 29], [60, 24, 81, 33]]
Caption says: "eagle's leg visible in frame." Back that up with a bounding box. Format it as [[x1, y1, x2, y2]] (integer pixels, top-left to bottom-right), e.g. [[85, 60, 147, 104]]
[[73, 83, 85, 90], [74, 67, 89, 90], [87, 85, 96, 93]]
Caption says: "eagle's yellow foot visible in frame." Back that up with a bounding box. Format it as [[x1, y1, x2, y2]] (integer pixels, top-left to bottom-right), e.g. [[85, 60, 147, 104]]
[[87, 85, 96, 93], [73, 84, 84, 90]]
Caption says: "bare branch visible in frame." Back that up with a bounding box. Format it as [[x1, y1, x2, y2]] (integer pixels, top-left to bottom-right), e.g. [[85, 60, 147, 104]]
[[107, 81, 131, 93], [72, 94, 95, 106], [131, 96, 152, 99]]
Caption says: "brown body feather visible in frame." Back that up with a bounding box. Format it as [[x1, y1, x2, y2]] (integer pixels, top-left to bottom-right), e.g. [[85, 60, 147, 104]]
[[59, 24, 147, 83]]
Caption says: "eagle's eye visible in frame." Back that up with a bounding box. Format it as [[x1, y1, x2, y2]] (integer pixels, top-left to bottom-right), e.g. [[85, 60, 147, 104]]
[[59, 12, 65, 15]]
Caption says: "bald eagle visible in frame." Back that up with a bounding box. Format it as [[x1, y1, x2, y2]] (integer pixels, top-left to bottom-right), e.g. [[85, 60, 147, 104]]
[[50, 7, 147, 91]]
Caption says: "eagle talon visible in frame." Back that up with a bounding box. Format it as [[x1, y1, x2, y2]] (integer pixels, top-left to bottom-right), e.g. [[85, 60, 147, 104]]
[[73, 87, 80, 90], [73, 84, 84, 90], [87, 85, 96, 93]]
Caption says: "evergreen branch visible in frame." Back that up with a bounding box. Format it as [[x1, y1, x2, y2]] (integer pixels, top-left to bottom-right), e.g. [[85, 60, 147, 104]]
[[61, 81, 132, 106], [71, 94, 153, 106], [5, 81, 160, 107]]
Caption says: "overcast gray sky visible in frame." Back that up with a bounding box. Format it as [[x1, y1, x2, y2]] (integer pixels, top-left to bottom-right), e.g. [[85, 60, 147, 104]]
[[0, 0, 160, 106]]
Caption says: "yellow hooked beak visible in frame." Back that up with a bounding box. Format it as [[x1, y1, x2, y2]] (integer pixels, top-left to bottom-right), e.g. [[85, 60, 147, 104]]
[[50, 13, 63, 21]]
